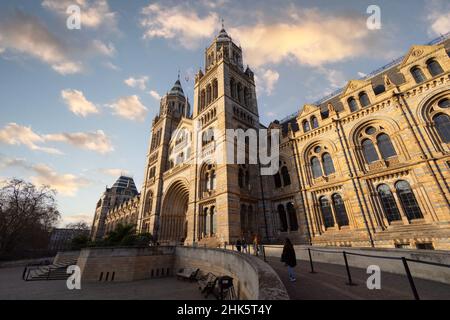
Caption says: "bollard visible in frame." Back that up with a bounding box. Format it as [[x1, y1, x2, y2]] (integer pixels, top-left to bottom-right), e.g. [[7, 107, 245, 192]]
[[402, 257, 420, 300], [343, 251, 354, 286], [262, 245, 267, 262], [308, 248, 316, 273]]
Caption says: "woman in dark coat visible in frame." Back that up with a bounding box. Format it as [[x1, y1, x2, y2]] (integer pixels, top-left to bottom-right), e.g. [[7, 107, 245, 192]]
[[281, 238, 297, 282], [236, 239, 242, 252]]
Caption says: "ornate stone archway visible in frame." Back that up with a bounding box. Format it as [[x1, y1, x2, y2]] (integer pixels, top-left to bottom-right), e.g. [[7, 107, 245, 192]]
[[159, 180, 189, 242]]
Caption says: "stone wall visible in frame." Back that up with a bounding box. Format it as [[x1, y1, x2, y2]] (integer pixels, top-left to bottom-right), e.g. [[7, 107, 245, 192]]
[[264, 245, 450, 284], [77, 246, 175, 282], [175, 246, 289, 300], [53, 250, 80, 265], [73, 246, 289, 300]]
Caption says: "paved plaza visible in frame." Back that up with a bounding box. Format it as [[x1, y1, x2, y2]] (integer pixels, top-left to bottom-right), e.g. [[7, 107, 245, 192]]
[[1, 259, 449, 300], [0, 266, 208, 300], [268, 258, 450, 300]]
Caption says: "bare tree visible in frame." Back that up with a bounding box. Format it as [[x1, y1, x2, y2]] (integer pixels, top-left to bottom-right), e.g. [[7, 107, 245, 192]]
[[65, 221, 90, 231], [0, 179, 60, 258]]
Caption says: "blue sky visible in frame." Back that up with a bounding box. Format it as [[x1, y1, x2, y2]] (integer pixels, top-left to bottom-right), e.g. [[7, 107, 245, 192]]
[[0, 0, 449, 226]]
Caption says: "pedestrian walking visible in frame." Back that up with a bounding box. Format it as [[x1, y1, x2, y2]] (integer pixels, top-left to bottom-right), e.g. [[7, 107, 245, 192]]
[[281, 238, 297, 282]]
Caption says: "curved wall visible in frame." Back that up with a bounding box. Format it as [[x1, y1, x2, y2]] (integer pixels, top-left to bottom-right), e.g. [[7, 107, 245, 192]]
[[75, 246, 289, 300]]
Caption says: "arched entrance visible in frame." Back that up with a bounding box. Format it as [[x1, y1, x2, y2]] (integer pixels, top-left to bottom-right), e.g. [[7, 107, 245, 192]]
[[159, 180, 189, 243]]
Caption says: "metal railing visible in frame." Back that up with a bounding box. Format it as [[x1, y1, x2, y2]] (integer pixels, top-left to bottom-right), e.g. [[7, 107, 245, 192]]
[[221, 244, 450, 300], [295, 247, 449, 300]]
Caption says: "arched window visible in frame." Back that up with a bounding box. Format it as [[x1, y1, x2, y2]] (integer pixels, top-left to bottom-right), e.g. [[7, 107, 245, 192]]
[[205, 173, 209, 191], [395, 181, 423, 220], [145, 193, 153, 215], [438, 98, 450, 109], [244, 87, 249, 106], [206, 84, 212, 105], [411, 67, 426, 84], [322, 153, 335, 176], [210, 170, 216, 190], [201, 90, 206, 110], [359, 92, 370, 107], [348, 97, 359, 112], [281, 166, 291, 186], [238, 168, 244, 188], [303, 120, 310, 133], [311, 157, 323, 178], [433, 114, 450, 143], [205, 207, 211, 235], [202, 207, 208, 236], [311, 116, 319, 129], [376, 133, 397, 159], [362, 139, 379, 163], [377, 184, 401, 222], [247, 205, 254, 233], [319, 197, 334, 228], [274, 172, 282, 188], [277, 204, 288, 232], [240, 205, 247, 233], [230, 79, 236, 98], [237, 83, 243, 103], [332, 194, 349, 227], [210, 206, 217, 235], [286, 202, 298, 231], [427, 59, 444, 77], [212, 79, 218, 100]]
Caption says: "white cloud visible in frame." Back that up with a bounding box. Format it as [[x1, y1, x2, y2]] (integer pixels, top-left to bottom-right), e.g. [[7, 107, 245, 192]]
[[61, 89, 99, 117], [426, 0, 450, 36], [0, 155, 89, 197], [110, 95, 148, 121], [0, 10, 82, 75], [42, 0, 117, 30], [99, 168, 130, 177], [103, 61, 120, 71], [255, 68, 279, 96], [45, 130, 114, 154], [92, 39, 116, 57], [0, 123, 61, 154], [0, 123, 113, 155], [357, 71, 367, 78], [317, 67, 346, 89], [124, 76, 149, 90], [149, 90, 162, 100], [140, 3, 219, 49], [60, 213, 93, 227], [30, 164, 89, 197], [230, 9, 371, 68]]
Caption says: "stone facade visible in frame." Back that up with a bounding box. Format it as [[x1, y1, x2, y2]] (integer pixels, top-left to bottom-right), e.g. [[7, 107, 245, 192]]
[[90, 176, 139, 240], [92, 29, 450, 250]]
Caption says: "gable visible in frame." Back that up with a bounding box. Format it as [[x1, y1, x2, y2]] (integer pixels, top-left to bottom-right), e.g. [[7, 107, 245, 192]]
[[340, 79, 371, 97], [399, 44, 444, 69]]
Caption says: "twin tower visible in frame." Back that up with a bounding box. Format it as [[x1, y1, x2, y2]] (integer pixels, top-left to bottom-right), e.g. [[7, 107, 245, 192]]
[[92, 27, 272, 246]]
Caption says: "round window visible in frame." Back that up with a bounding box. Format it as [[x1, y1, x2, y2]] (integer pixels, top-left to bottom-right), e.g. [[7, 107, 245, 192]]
[[314, 146, 322, 153], [365, 126, 376, 135], [438, 98, 449, 109]]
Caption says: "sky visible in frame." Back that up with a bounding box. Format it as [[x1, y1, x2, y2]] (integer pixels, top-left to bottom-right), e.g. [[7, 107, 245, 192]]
[[0, 0, 449, 227]]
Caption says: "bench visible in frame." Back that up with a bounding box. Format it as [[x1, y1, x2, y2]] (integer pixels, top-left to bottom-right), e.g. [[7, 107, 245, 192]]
[[176, 268, 199, 281], [197, 272, 218, 298]]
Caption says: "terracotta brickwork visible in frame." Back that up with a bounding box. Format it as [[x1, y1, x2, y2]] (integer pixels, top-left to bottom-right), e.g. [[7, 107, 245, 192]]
[[92, 30, 450, 250]]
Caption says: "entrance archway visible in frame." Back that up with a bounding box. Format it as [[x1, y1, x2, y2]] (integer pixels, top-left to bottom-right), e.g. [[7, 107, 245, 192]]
[[160, 180, 189, 242]]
